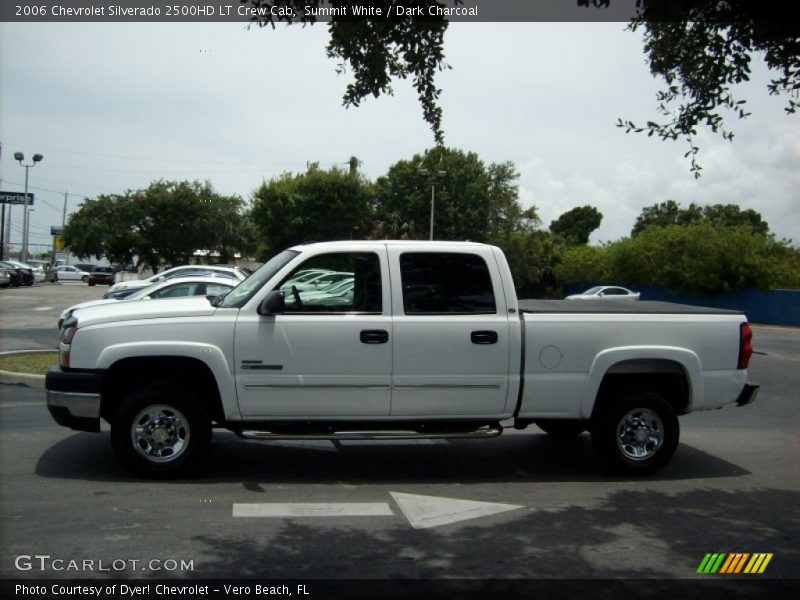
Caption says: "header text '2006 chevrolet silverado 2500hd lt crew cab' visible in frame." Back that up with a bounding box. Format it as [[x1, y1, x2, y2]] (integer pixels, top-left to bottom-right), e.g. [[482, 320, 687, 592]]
[[46, 241, 758, 477]]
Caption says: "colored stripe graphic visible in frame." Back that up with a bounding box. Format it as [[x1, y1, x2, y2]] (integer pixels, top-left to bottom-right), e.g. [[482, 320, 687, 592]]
[[720, 553, 749, 573], [744, 553, 773, 574], [698, 552, 773, 574], [698, 553, 726, 573]]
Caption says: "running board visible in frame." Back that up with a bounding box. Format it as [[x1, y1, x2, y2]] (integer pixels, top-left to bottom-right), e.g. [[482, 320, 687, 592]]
[[236, 424, 503, 441]]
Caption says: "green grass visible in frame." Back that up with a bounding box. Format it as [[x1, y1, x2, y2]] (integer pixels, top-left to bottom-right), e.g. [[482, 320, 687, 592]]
[[0, 352, 58, 375]]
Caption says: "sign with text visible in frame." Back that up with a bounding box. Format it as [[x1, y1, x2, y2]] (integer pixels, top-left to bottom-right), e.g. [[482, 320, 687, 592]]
[[0, 191, 34, 205]]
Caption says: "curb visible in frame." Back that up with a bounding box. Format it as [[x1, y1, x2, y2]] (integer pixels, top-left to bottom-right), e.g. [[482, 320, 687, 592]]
[[0, 349, 55, 389]]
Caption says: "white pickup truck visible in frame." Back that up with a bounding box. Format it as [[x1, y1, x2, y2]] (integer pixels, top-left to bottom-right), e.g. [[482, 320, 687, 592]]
[[46, 241, 758, 477]]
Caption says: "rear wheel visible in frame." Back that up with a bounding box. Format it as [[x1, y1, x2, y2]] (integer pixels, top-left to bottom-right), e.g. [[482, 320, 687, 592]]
[[535, 419, 586, 438], [590, 391, 679, 476], [111, 385, 211, 478], [82, 275, 89, 283]]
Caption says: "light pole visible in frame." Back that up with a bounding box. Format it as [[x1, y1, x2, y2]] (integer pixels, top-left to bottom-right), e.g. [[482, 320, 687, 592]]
[[419, 168, 447, 240], [14, 152, 43, 262]]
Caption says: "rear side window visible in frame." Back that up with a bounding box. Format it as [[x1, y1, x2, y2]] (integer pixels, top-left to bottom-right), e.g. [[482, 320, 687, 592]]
[[400, 252, 496, 315]]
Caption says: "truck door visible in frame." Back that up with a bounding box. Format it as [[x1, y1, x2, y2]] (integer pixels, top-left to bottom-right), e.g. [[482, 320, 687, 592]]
[[387, 248, 513, 417], [234, 248, 392, 418]]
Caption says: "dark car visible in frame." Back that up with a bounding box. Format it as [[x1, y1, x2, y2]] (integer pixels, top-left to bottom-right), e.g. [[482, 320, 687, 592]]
[[0, 261, 32, 286], [88, 266, 115, 286]]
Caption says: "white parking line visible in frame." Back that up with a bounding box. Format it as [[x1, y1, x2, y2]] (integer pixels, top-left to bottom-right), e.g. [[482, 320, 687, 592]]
[[33, 306, 54, 311], [233, 503, 394, 518]]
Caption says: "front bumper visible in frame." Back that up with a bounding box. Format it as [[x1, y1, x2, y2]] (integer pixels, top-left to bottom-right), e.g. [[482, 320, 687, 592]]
[[735, 383, 760, 407], [45, 366, 105, 432]]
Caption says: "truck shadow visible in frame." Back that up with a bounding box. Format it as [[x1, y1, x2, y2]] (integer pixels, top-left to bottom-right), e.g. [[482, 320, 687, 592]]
[[35, 431, 749, 484], [185, 486, 800, 580]]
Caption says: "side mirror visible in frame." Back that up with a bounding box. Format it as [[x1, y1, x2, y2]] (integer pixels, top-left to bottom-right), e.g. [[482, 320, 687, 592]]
[[258, 290, 285, 315]]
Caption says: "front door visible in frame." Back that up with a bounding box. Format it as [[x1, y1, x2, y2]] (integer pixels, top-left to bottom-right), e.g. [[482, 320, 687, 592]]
[[234, 248, 392, 418]]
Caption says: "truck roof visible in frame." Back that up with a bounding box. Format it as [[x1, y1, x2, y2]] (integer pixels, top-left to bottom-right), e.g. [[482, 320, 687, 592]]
[[290, 240, 492, 251]]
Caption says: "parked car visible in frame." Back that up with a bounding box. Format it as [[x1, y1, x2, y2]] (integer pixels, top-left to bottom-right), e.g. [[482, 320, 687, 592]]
[[25, 259, 51, 282], [103, 265, 248, 299], [51, 265, 92, 283], [88, 266, 116, 286], [58, 276, 237, 329], [0, 267, 10, 288], [0, 262, 23, 287], [565, 286, 640, 300], [74, 263, 97, 273], [0, 260, 34, 286]]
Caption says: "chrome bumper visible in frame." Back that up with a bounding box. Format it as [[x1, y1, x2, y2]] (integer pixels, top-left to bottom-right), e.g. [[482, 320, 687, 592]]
[[47, 389, 101, 418]]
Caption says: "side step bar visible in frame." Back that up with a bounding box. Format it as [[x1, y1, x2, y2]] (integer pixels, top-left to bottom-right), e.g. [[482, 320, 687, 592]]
[[236, 424, 504, 441]]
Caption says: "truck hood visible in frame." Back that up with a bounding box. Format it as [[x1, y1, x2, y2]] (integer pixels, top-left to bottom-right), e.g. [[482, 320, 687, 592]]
[[71, 296, 218, 328]]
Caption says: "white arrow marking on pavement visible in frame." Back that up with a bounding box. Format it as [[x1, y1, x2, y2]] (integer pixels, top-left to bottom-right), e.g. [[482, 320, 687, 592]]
[[390, 492, 523, 529], [233, 503, 394, 518]]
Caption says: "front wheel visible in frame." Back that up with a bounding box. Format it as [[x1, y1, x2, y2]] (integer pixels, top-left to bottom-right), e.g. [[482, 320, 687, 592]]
[[590, 391, 679, 476], [111, 385, 211, 478]]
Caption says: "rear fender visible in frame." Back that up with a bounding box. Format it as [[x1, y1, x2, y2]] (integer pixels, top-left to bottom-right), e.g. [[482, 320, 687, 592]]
[[581, 346, 702, 419]]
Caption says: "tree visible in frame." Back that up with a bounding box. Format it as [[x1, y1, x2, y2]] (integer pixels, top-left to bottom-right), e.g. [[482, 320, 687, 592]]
[[632, 200, 770, 236], [250, 164, 375, 257], [62, 193, 143, 267], [555, 244, 610, 284], [607, 222, 791, 294], [374, 147, 529, 242], [549, 205, 603, 245], [63, 180, 249, 271], [244, 1, 798, 173], [618, 0, 800, 176], [631, 200, 702, 235], [247, 0, 450, 143]]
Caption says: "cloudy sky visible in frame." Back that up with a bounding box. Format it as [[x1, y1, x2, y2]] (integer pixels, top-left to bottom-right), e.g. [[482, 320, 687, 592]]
[[1, 20, 798, 256]]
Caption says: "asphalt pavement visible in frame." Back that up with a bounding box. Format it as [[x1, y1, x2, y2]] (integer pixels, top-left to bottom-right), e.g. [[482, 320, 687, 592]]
[[0, 283, 798, 593]]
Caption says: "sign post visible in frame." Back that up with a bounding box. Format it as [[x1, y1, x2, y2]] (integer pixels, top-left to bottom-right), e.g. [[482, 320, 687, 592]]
[[0, 192, 34, 261]]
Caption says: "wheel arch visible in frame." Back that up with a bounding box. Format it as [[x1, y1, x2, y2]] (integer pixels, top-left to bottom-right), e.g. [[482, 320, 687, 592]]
[[99, 354, 230, 425], [581, 347, 701, 420]]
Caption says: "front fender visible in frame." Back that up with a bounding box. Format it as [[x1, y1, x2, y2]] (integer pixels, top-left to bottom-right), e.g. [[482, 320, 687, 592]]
[[96, 342, 239, 420]]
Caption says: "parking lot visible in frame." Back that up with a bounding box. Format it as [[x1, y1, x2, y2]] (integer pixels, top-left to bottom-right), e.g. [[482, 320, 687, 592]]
[[0, 283, 798, 587]]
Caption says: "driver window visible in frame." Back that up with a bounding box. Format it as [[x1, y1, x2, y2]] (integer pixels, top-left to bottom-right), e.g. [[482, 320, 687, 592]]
[[276, 252, 382, 314]]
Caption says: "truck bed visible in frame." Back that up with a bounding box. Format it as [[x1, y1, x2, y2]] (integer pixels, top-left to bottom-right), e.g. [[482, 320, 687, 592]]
[[518, 299, 743, 315]]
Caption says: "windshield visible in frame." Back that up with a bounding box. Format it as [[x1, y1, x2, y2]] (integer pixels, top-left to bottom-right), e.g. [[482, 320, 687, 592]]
[[219, 249, 299, 309]]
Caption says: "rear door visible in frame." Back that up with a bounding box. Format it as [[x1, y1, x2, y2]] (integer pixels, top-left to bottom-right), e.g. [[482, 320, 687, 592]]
[[387, 247, 513, 418]]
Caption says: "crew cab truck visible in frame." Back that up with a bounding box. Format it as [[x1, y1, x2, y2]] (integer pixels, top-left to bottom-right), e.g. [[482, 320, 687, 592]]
[[46, 241, 758, 478]]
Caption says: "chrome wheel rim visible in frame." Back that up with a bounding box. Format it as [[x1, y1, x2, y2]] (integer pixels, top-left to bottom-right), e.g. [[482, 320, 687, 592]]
[[616, 408, 663, 461], [131, 405, 190, 463]]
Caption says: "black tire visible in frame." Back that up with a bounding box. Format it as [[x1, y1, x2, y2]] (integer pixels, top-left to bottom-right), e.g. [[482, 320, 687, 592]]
[[590, 391, 679, 476], [110, 385, 211, 478], [53, 273, 58, 283], [535, 419, 586, 438], [88, 280, 96, 286]]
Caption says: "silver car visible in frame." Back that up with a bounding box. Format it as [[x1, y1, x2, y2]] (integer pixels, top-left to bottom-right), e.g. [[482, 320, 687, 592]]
[[565, 286, 640, 300]]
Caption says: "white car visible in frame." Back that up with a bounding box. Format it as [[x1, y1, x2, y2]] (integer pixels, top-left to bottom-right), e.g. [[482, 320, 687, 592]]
[[104, 265, 248, 298], [58, 276, 237, 329], [565, 286, 640, 300], [51, 265, 92, 283], [24, 260, 50, 283]]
